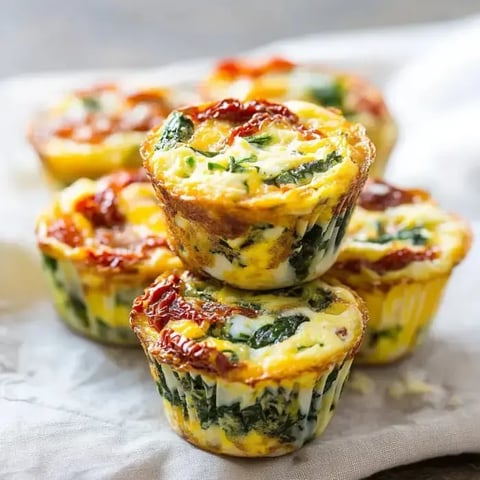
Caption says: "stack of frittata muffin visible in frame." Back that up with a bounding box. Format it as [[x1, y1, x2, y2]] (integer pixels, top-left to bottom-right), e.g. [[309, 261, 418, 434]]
[[33, 58, 471, 457]]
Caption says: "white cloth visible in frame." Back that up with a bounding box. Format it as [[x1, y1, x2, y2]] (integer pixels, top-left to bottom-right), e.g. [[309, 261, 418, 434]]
[[1, 16, 480, 480]]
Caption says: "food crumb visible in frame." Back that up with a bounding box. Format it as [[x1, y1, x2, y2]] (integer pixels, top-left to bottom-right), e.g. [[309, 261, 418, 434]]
[[447, 394, 463, 408], [388, 373, 437, 398], [347, 370, 375, 395]]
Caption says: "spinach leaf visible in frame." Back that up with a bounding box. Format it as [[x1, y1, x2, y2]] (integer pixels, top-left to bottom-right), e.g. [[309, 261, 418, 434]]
[[154, 358, 343, 443], [310, 81, 344, 108], [244, 133, 273, 147], [369, 325, 402, 347], [289, 224, 326, 280], [234, 300, 262, 311], [185, 156, 196, 168], [155, 111, 194, 151], [68, 293, 89, 328], [359, 226, 429, 246], [207, 162, 227, 171], [267, 285, 305, 298], [189, 146, 219, 157], [207, 154, 259, 174], [265, 151, 342, 186], [335, 208, 354, 248], [308, 288, 334, 311], [220, 349, 239, 364], [217, 385, 305, 442], [42, 254, 58, 273], [248, 314, 309, 349], [81, 95, 101, 111], [228, 154, 258, 173], [264, 284, 334, 311], [210, 239, 240, 263]]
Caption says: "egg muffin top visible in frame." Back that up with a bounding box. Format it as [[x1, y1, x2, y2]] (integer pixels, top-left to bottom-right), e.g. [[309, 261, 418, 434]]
[[142, 99, 374, 216], [130, 270, 367, 384], [331, 180, 472, 284], [29, 83, 178, 150], [36, 169, 182, 277], [203, 57, 391, 122]]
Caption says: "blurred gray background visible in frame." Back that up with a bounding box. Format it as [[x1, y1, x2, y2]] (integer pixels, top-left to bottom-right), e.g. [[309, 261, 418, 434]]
[[2, 0, 479, 78]]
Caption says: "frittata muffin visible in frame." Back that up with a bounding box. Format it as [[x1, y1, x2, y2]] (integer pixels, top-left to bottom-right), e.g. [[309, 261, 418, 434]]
[[35, 169, 182, 346], [28, 83, 183, 187], [328, 180, 471, 364], [130, 270, 367, 457], [202, 57, 396, 178], [142, 98, 374, 290]]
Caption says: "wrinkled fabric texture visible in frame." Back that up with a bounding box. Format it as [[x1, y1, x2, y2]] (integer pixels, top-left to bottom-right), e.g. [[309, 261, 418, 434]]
[[1, 16, 480, 480]]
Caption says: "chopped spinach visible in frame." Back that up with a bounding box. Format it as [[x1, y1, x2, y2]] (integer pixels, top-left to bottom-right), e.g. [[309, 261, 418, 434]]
[[244, 133, 273, 147], [234, 300, 262, 311], [238, 224, 269, 249], [267, 285, 305, 298], [297, 343, 324, 351], [306, 365, 340, 425], [155, 111, 194, 151], [81, 95, 101, 111], [217, 385, 305, 442], [220, 349, 239, 364], [189, 146, 219, 158], [206, 154, 258, 174], [207, 161, 227, 171], [335, 208, 354, 248], [289, 224, 326, 280], [210, 239, 241, 264], [310, 81, 344, 108], [68, 293, 89, 328], [369, 325, 402, 348], [154, 361, 345, 444], [42, 254, 58, 273], [227, 154, 258, 173], [265, 151, 342, 187], [96, 317, 110, 339], [359, 226, 429, 246], [248, 314, 309, 349], [307, 288, 334, 311], [185, 156, 196, 168], [266, 285, 334, 312]]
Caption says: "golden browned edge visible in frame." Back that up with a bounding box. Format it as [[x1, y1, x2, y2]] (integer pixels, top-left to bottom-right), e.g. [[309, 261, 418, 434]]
[[130, 272, 369, 386], [143, 122, 374, 234], [179, 430, 294, 458], [146, 155, 372, 284]]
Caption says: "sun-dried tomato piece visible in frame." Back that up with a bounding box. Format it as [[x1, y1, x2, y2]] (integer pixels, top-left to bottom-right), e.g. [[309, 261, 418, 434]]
[[135, 274, 257, 332], [46, 216, 84, 247], [215, 57, 295, 79], [76, 187, 125, 229], [183, 99, 321, 145], [358, 180, 429, 211], [156, 328, 235, 374], [337, 248, 438, 275]]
